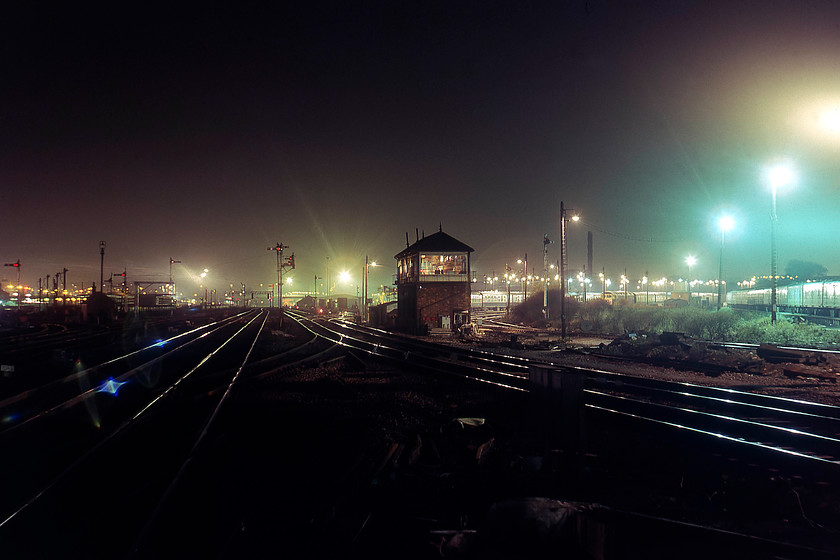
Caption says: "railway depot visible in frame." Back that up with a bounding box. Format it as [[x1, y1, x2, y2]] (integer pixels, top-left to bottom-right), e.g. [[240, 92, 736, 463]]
[[1, 307, 839, 558]]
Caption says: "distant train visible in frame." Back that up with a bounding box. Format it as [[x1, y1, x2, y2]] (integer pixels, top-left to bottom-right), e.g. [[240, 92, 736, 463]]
[[606, 291, 675, 305], [726, 280, 840, 325]]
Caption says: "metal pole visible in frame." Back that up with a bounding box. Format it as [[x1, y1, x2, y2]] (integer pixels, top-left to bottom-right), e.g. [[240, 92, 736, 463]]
[[560, 201, 567, 340], [523, 253, 528, 302], [543, 234, 550, 319], [99, 241, 106, 293], [687, 264, 691, 306], [279, 253, 283, 313], [278, 245, 289, 314], [506, 264, 511, 319], [771, 186, 778, 323], [602, 267, 606, 299], [364, 256, 368, 323], [717, 229, 725, 310]]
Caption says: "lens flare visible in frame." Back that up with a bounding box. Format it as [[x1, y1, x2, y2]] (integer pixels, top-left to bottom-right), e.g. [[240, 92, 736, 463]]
[[97, 377, 127, 396]]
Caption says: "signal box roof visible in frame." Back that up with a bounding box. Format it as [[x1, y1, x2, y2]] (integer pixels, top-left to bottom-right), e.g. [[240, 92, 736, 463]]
[[395, 230, 474, 259]]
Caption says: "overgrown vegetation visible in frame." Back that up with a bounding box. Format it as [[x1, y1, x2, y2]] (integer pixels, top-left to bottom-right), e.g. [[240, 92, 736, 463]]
[[509, 291, 840, 347]]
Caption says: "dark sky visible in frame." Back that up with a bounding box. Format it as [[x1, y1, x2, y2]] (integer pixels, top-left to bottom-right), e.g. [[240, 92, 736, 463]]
[[4, 1, 840, 296]]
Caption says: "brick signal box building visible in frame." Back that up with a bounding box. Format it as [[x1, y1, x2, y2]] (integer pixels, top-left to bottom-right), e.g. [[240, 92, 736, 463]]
[[395, 229, 474, 333]]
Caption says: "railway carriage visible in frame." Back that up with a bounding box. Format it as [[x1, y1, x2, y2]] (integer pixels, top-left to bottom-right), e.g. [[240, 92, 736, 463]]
[[726, 280, 840, 325]]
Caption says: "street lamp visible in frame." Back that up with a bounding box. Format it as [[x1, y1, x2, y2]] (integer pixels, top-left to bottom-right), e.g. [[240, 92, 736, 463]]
[[169, 258, 181, 297], [559, 201, 580, 339], [766, 162, 794, 323], [200, 268, 209, 308], [99, 241, 106, 293], [620, 271, 628, 301], [504, 264, 513, 319], [516, 254, 528, 301], [542, 235, 553, 319], [685, 256, 696, 305], [363, 256, 379, 323], [717, 216, 735, 310]]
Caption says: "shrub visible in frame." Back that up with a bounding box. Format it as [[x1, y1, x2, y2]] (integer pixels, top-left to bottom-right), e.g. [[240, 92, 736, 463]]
[[508, 294, 840, 347]]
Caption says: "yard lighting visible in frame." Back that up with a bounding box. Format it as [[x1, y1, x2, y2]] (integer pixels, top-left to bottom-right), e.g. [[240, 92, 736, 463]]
[[560, 201, 581, 339], [717, 216, 735, 310], [765, 161, 794, 323], [685, 256, 696, 305]]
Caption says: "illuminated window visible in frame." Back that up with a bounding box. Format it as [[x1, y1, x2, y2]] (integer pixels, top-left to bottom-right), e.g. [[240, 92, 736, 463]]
[[419, 254, 466, 275]]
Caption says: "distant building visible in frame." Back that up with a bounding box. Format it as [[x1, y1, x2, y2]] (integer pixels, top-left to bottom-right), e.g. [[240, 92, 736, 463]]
[[394, 228, 474, 333]]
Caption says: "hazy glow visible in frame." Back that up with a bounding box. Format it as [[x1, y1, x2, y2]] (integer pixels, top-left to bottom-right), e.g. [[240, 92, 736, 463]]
[[819, 107, 840, 133], [338, 270, 352, 284], [685, 256, 697, 267], [766, 162, 795, 190], [718, 215, 735, 233]]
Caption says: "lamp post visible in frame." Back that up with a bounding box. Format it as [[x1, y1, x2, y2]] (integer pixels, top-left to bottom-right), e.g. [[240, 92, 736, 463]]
[[685, 256, 696, 305], [599, 268, 606, 299], [517, 254, 528, 301], [559, 201, 580, 340], [767, 162, 794, 323], [621, 270, 628, 301], [717, 216, 734, 310], [504, 264, 512, 319], [99, 241, 106, 293], [542, 234, 552, 319], [363, 256, 378, 323], [326, 256, 331, 312], [200, 268, 209, 309], [169, 258, 181, 297]]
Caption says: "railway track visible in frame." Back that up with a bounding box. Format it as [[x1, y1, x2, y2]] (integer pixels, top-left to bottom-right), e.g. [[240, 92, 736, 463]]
[[0, 309, 837, 557], [288, 311, 840, 556], [294, 312, 840, 467], [0, 309, 351, 558]]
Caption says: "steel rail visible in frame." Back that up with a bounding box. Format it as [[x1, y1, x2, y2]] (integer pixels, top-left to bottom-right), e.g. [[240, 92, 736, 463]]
[[127, 311, 270, 557], [0, 311, 260, 435], [332, 319, 534, 372], [332, 318, 840, 425], [0, 311, 266, 531], [294, 313, 840, 467], [289, 313, 528, 392], [0, 310, 253, 406], [586, 401, 840, 465], [585, 389, 840, 463]]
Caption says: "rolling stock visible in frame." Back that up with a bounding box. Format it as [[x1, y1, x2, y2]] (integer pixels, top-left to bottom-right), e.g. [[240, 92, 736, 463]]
[[726, 280, 840, 325]]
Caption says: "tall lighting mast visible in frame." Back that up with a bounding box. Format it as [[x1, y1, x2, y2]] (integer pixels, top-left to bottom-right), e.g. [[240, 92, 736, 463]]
[[559, 201, 580, 340]]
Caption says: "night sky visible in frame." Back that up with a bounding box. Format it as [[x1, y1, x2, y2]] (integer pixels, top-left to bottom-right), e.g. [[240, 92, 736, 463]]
[[4, 2, 840, 297]]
